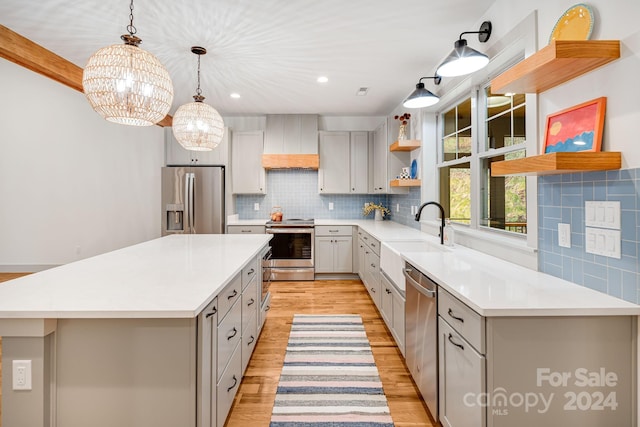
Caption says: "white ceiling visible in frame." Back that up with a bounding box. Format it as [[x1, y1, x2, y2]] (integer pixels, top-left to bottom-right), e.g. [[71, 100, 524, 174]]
[[1, 0, 495, 117]]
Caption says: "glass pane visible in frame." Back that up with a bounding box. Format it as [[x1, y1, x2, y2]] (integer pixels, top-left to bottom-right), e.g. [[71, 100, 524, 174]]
[[444, 106, 456, 136], [487, 111, 511, 150], [512, 93, 526, 107], [443, 136, 457, 161], [439, 163, 471, 225], [481, 150, 527, 234], [458, 98, 472, 129], [458, 135, 472, 157]]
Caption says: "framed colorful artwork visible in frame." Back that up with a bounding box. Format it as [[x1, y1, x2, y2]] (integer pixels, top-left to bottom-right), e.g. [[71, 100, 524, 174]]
[[543, 97, 606, 154]]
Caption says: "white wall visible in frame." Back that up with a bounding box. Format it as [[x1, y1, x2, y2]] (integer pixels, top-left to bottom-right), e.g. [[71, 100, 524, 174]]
[[0, 59, 164, 271]]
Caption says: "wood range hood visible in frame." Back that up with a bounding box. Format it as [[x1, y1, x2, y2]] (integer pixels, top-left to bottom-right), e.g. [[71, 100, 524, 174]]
[[261, 154, 319, 169], [261, 114, 320, 169]]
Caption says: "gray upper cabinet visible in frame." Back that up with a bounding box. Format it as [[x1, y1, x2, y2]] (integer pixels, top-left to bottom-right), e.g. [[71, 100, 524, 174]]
[[231, 131, 266, 194], [165, 127, 229, 166], [349, 131, 369, 194], [318, 131, 350, 193], [318, 131, 368, 194], [371, 119, 408, 194], [264, 114, 318, 154]]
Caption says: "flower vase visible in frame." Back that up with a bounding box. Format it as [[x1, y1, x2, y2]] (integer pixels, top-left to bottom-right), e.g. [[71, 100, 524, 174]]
[[398, 124, 407, 141], [375, 209, 383, 221]]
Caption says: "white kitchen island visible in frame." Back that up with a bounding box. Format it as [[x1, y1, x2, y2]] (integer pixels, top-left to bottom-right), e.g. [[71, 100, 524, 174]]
[[0, 234, 271, 427]]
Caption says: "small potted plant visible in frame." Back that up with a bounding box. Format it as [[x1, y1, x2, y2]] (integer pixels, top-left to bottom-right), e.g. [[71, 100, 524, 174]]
[[363, 202, 390, 221], [394, 113, 411, 140]]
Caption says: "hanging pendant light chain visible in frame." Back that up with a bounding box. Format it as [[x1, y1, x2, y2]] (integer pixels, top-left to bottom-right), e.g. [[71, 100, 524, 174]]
[[126, 0, 137, 36], [196, 54, 202, 97]]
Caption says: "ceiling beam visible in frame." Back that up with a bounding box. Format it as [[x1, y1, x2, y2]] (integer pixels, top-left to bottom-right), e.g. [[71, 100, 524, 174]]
[[0, 24, 172, 127]]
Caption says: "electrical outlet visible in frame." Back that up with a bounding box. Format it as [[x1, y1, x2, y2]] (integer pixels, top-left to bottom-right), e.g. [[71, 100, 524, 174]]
[[328, 202, 334, 210], [558, 223, 571, 248], [13, 360, 32, 390], [253, 203, 259, 211]]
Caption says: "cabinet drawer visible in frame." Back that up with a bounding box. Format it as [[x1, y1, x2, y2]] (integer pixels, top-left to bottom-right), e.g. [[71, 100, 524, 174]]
[[227, 225, 265, 234], [315, 225, 352, 236], [218, 273, 242, 323], [242, 277, 259, 331], [241, 261, 257, 289], [358, 228, 380, 255], [217, 300, 242, 382], [217, 341, 242, 427], [439, 288, 485, 354], [242, 311, 259, 374]]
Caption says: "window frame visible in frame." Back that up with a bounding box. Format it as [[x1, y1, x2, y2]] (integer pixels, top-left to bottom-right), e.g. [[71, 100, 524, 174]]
[[428, 11, 539, 255]]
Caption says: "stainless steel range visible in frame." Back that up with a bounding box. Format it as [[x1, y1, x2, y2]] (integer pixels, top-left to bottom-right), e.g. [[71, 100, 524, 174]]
[[265, 219, 314, 280]]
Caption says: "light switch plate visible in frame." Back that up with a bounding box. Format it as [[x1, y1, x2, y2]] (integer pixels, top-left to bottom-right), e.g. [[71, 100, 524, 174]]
[[253, 203, 260, 211], [585, 227, 621, 258], [558, 223, 571, 248], [328, 202, 334, 210], [585, 201, 620, 229]]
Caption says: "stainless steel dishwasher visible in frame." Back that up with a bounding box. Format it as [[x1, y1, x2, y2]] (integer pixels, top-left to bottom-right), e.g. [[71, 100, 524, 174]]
[[404, 261, 438, 420]]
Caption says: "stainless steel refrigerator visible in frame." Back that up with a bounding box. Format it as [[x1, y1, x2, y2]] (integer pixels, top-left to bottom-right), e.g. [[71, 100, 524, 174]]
[[161, 166, 225, 235]]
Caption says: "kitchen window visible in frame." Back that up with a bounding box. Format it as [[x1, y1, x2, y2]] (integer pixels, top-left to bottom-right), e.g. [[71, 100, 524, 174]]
[[437, 86, 528, 235]]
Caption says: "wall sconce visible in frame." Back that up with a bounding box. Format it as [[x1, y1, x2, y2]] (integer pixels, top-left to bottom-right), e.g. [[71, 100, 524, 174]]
[[436, 21, 492, 77], [403, 76, 442, 108]]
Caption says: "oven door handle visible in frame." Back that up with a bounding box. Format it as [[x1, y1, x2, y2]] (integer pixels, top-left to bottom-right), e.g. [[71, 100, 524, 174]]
[[266, 228, 314, 234]]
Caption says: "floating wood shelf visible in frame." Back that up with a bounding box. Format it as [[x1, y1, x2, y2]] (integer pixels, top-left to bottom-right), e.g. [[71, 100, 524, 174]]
[[390, 139, 421, 152], [491, 40, 620, 94], [491, 152, 621, 176], [390, 179, 421, 187]]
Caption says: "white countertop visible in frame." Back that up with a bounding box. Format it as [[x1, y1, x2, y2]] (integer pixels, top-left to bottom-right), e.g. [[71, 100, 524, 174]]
[[0, 234, 271, 319]]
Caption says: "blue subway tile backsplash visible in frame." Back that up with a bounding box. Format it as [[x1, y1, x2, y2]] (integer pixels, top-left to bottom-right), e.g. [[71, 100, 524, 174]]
[[538, 168, 640, 304], [235, 170, 420, 229]]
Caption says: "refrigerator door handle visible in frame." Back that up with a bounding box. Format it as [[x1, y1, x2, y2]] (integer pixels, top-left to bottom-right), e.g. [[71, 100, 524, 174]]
[[189, 173, 196, 233], [184, 172, 190, 233]]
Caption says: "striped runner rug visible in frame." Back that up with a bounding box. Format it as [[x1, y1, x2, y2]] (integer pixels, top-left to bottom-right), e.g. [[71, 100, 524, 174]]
[[270, 314, 394, 427]]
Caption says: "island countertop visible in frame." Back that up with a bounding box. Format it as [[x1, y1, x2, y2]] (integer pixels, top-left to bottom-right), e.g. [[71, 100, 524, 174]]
[[0, 234, 271, 319]]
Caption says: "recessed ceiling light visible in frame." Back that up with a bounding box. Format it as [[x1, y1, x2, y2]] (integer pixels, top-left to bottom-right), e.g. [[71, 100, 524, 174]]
[[230, 93, 241, 99], [356, 87, 369, 96], [317, 76, 329, 83]]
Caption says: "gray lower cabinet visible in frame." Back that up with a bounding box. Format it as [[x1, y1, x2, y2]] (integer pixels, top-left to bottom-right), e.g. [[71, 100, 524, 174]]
[[380, 272, 405, 356], [437, 287, 636, 427], [197, 297, 218, 427], [227, 225, 265, 234], [357, 229, 381, 310], [315, 226, 353, 273]]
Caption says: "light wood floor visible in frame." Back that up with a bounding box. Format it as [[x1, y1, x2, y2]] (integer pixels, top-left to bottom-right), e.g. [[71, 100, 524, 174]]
[[225, 280, 436, 427], [0, 275, 435, 427]]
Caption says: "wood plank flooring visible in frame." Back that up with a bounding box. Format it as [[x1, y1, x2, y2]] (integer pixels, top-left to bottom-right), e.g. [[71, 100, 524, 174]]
[[0, 273, 31, 427], [0, 275, 435, 427], [225, 280, 436, 427]]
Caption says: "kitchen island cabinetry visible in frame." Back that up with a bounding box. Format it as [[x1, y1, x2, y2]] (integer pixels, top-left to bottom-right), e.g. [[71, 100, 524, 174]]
[[231, 131, 266, 194], [0, 235, 271, 427], [318, 131, 368, 194], [166, 127, 230, 166], [315, 226, 353, 273]]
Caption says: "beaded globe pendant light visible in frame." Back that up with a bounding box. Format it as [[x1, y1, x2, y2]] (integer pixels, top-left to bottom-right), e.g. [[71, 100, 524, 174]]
[[82, 0, 174, 126], [172, 46, 224, 151]]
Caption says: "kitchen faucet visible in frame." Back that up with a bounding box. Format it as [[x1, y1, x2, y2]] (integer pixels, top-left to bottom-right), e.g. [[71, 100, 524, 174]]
[[415, 201, 445, 245]]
